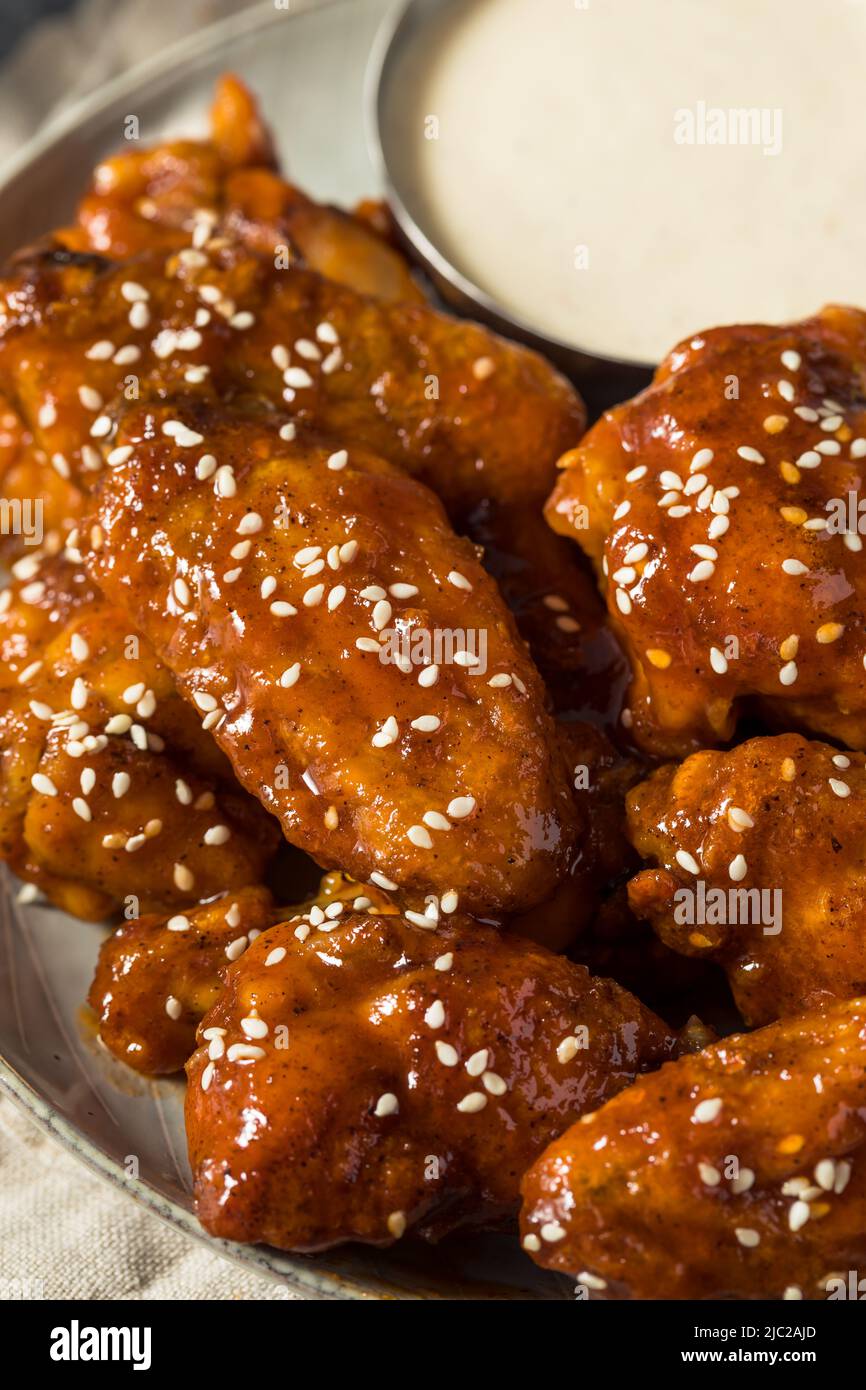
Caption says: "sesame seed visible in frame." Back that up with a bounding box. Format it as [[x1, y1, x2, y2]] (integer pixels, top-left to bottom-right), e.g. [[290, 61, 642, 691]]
[[236, 512, 263, 535], [408, 824, 433, 850], [447, 796, 475, 819], [735, 1228, 760, 1248], [829, 778, 850, 798], [788, 1201, 811, 1233], [729, 854, 747, 881], [387, 1211, 406, 1239], [372, 715, 398, 748], [710, 647, 728, 675], [418, 665, 439, 687], [692, 1098, 722, 1123], [424, 1000, 445, 1029], [372, 599, 392, 630], [215, 466, 236, 498], [737, 446, 764, 464], [279, 663, 301, 688], [675, 849, 700, 875], [623, 542, 648, 565], [435, 1041, 459, 1066], [227, 1043, 266, 1062], [781, 349, 801, 371], [173, 863, 194, 892], [539, 1220, 566, 1242], [411, 715, 440, 733], [374, 1092, 399, 1117], [817, 622, 844, 644], [645, 648, 671, 670], [326, 449, 348, 471], [434, 953, 453, 971], [779, 660, 798, 686], [204, 825, 231, 845], [370, 872, 397, 891], [730, 1168, 755, 1194], [814, 1159, 836, 1190], [448, 570, 472, 592], [459, 1051, 487, 1081], [31, 773, 57, 797], [284, 367, 313, 389], [457, 1092, 487, 1114], [698, 1163, 721, 1186], [482, 1071, 506, 1096], [165, 996, 182, 1021]]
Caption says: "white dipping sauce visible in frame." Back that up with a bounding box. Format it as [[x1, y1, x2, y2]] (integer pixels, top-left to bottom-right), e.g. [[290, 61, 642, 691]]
[[384, 0, 866, 363]]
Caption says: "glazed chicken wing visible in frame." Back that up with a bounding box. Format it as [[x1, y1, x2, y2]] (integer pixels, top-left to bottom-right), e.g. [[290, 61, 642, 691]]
[[0, 240, 582, 529], [521, 997, 866, 1300], [89, 872, 393, 1074], [185, 909, 675, 1251], [546, 308, 866, 755], [84, 404, 578, 918], [88, 884, 278, 1073], [61, 74, 423, 307], [0, 554, 277, 918], [0, 393, 81, 560], [627, 733, 866, 1025]]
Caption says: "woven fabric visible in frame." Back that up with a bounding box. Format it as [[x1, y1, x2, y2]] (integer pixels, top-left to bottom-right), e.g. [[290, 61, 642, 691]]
[[0, 1097, 299, 1300]]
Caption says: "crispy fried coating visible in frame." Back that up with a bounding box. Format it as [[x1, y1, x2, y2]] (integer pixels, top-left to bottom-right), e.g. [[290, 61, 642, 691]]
[[0, 555, 277, 918], [0, 236, 582, 526], [60, 74, 423, 306], [521, 997, 866, 1300], [627, 733, 866, 1025], [84, 404, 579, 917], [89, 873, 394, 1074], [88, 885, 278, 1073], [184, 909, 675, 1251], [546, 308, 866, 755]]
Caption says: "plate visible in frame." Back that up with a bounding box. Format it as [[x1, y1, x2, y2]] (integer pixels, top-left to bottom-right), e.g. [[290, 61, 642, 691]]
[[0, 0, 569, 1301]]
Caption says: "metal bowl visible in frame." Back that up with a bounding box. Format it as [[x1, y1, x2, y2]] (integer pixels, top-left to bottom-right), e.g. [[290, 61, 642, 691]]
[[366, 0, 653, 411]]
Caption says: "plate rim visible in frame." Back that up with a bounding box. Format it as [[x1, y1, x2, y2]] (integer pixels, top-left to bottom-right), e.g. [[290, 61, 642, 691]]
[[0, 0, 342, 194]]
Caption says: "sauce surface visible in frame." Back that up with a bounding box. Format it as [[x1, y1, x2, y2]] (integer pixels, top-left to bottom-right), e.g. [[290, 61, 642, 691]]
[[385, 0, 866, 363]]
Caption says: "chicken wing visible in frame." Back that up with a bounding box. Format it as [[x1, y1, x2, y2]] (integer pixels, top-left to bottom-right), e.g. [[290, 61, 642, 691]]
[[521, 997, 866, 1300], [89, 872, 394, 1074], [88, 884, 278, 1073], [0, 553, 277, 918], [0, 392, 80, 561], [546, 308, 866, 755], [60, 74, 424, 307], [0, 238, 582, 526], [627, 733, 866, 1025], [185, 909, 675, 1251], [83, 403, 578, 917]]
